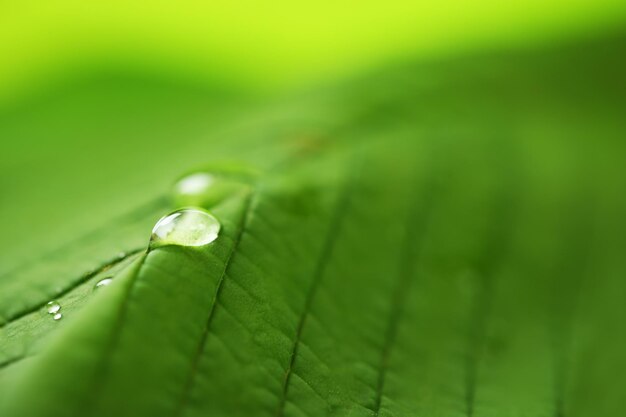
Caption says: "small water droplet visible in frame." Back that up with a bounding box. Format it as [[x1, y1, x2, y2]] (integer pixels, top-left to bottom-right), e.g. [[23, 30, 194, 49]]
[[46, 301, 61, 314], [95, 278, 113, 289], [175, 172, 215, 197], [150, 208, 220, 248], [173, 166, 257, 208], [53, 313, 63, 321]]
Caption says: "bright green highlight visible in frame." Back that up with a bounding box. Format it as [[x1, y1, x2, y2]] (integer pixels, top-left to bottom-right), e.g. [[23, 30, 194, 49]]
[[1, 0, 625, 104]]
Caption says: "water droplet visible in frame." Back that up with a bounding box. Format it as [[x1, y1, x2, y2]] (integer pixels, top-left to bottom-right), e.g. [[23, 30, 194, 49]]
[[53, 313, 63, 321], [150, 208, 220, 248], [174, 172, 215, 197], [172, 166, 257, 208], [95, 278, 113, 289], [46, 301, 61, 314]]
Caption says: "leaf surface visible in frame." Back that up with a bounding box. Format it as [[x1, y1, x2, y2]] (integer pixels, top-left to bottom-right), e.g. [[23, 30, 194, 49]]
[[1, 33, 626, 417]]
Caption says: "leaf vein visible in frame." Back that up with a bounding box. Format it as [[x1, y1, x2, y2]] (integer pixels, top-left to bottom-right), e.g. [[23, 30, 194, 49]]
[[276, 171, 356, 417], [173, 192, 255, 417], [0, 248, 144, 328]]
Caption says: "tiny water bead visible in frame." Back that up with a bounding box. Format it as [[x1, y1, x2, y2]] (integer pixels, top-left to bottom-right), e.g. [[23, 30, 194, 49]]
[[46, 301, 61, 314], [95, 278, 113, 289], [150, 208, 220, 248], [43, 301, 63, 321]]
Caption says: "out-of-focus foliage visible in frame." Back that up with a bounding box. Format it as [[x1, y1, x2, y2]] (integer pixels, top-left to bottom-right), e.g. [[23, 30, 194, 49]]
[[1, 0, 626, 103], [1, 0, 625, 261]]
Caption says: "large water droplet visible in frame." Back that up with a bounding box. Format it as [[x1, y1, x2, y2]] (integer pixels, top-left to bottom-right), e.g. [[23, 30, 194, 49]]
[[150, 208, 220, 248], [46, 301, 61, 314], [95, 278, 113, 289]]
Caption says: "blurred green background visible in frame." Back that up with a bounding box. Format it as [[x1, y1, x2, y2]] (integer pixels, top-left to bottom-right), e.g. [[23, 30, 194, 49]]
[[1, 0, 625, 268]]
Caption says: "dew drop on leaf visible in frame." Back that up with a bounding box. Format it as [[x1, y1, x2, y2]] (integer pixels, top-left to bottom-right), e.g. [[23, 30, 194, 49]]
[[172, 168, 256, 208], [94, 278, 113, 289], [52, 313, 62, 321], [46, 301, 61, 314], [174, 172, 215, 197], [150, 208, 220, 248]]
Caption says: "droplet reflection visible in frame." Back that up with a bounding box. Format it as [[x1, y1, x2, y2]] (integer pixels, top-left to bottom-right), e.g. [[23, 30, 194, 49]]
[[95, 278, 113, 289]]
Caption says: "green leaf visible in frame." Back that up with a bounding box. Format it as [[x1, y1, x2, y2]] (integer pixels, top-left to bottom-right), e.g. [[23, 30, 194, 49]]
[[1, 32, 626, 417]]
